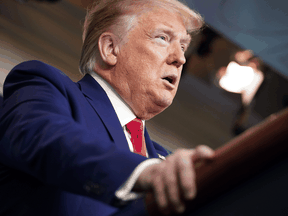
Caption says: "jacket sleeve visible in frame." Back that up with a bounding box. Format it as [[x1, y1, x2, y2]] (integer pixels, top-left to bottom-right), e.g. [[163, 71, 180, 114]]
[[0, 61, 146, 205]]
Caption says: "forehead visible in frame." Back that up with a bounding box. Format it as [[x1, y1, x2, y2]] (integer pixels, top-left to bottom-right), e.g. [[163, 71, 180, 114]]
[[136, 8, 190, 41]]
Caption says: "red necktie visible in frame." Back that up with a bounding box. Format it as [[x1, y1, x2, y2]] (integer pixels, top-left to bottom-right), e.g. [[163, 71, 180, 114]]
[[126, 118, 147, 157]]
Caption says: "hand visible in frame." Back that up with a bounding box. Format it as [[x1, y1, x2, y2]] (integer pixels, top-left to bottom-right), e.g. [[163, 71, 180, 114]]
[[134, 145, 214, 215]]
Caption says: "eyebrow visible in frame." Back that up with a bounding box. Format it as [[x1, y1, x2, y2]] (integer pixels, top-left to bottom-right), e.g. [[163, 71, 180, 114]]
[[181, 35, 192, 46], [154, 27, 191, 45]]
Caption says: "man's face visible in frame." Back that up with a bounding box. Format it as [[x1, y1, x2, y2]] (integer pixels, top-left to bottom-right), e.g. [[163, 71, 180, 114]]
[[110, 8, 191, 120]]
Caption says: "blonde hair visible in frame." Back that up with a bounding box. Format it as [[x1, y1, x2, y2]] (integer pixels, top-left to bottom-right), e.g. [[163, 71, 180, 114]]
[[79, 0, 204, 75]]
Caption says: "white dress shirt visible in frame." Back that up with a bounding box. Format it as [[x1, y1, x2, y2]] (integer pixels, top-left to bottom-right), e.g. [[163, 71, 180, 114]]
[[89, 71, 147, 156], [89, 71, 162, 201]]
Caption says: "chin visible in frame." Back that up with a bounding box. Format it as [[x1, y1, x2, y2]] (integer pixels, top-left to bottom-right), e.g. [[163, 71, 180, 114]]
[[150, 99, 172, 117], [137, 103, 169, 120], [135, 96, 173, 120], [156, 97, 173, 108], [141, 110, 164, 120]]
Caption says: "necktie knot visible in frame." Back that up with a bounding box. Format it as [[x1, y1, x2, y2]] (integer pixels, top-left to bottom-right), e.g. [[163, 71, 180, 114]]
[[126, 118, 143, 135]]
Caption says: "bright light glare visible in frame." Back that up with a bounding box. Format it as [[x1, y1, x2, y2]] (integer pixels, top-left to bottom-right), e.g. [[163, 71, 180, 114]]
[[219, 61, 255, 93]]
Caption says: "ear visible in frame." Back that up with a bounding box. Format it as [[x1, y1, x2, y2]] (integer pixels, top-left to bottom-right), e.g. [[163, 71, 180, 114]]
[[98, 32, 119, 66]]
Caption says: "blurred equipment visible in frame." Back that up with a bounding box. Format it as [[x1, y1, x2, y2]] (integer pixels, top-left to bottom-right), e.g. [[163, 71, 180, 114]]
[[216, 50, 265, 135], [217, 50, 265, 106], [218, 61, 264, 106]]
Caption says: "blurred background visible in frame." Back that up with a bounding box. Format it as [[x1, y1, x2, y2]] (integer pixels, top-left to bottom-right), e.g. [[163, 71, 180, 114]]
[[0, 0, 287, 151]]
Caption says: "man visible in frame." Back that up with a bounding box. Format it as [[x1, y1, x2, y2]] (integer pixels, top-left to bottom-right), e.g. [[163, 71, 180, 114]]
[[0, 0, 214, 215]]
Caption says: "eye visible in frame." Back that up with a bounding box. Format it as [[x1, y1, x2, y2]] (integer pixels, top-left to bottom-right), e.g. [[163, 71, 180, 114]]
[[157, 35, 168, 42], [181, 45, 187, 52]]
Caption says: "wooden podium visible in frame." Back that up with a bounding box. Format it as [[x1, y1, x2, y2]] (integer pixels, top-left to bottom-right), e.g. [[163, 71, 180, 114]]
[[113, 108, 288, 216]]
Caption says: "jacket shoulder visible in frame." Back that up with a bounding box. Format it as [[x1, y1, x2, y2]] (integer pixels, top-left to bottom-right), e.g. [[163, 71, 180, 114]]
[[10, 60, 68, 78], [6, 60, 74, 90], [3, 60, 77, 103]]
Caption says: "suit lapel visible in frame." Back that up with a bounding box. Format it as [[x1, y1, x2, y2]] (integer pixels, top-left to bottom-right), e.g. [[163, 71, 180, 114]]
[[77, 74, 130, 152], [144, 128, 159, 158]]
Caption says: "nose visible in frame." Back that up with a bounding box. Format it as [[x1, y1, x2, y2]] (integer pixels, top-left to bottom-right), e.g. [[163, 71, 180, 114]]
[[167, 42, 186, 67]]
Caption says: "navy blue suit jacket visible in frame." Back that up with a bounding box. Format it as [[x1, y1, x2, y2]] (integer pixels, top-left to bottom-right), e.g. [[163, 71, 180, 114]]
[[0, 61, 170, 216]]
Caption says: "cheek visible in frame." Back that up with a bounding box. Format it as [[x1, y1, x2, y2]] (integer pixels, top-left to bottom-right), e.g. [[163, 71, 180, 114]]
[[132, 75, 156, 94], [134, 42, 166, 66]]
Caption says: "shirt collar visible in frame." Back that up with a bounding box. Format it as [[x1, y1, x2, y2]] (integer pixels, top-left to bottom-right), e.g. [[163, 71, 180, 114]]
[[89, 71, 145, 127]]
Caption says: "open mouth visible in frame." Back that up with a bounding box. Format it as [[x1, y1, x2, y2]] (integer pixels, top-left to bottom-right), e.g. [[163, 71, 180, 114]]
[[163, 77, 174, 84], [162, 75, 177, 85]]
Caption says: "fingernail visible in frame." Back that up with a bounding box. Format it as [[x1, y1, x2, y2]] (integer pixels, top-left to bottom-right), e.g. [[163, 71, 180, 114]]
[[186, 191, 196, 199]]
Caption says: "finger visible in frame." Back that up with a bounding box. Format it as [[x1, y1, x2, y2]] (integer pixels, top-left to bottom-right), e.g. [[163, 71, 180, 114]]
[[153, 173, 169, 215], [164, 158, 185, 214], [134, 164, 154, 192], [178, 152, 197, 200], [194, 145, 215, 160]]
